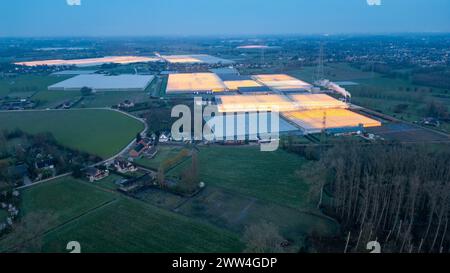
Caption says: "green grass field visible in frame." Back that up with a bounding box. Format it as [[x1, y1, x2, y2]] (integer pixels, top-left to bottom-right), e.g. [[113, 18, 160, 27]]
[[0, 109, 144, 158], [75, 91, 149, 108], [348, 76, 450, 122], [135, 146, 184, 170], [289, 63, 376, 83], [32, 90, 81, 109], [0, 75, 70, 98], [169, 146, 310, 209], [177, 186, 338, 248], [20, 177, 116, 224], [0, 177, 243, 253]]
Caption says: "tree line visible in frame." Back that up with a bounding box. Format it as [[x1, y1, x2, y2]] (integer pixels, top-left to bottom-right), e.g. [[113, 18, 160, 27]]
[[307, 142, 450, 253]]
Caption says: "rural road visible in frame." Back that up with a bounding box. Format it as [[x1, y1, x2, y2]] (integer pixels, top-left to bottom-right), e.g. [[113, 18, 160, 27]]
[[12, 108, 148, 190]]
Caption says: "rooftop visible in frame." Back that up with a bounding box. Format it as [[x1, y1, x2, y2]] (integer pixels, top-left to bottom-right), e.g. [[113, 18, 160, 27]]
[[282, 109, 382, 133], [162, 54, 234, 64], [48, 74, 154, 91], [289, 94, 348, 110], [252, 74, 312, 92], [16, 56, 160, 67], [217, 94, 297, 113], [166, 73, 227, 93]]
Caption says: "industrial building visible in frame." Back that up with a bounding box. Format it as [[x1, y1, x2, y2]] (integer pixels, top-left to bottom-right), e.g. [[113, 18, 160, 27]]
[[48, 74, 155, 91], [161, 54, 234, 64], [165, 72, 312, 95], [216, 93, 381, 135], [166, 73, 227, 94], [252, 74, 313, 92], [282, 109, 382, 134], [217, 94, 298, 113], [289, 94, 348, 110], [16, 56, 160, 67], [163, 69, 380, 135]]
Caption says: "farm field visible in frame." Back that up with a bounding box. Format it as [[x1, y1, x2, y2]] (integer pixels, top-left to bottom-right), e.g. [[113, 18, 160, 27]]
[[148, 76, 167, 98], [135, 145, 185, 170], [20, 177, 116, 224], [135, 144, 339, 248], [0, 109, 144, 158], [177, 186, 338, 249], [0, 177, 243, 253], [0, 75, 69, 98], [75, 91, 149, 108], [32, 90, 82, 109], [288, 63, 376, 83], [168, 146, 310, 209], [95, 173, 124, 191], [348, 77, 449, 123]]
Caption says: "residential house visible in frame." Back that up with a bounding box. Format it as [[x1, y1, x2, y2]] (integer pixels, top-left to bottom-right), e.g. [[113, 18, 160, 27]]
[[35, 159, 55, 170], [129, 138, 151, 158], [159, 133, 169, 143], [114, 158, 138, 174], [85, 167, 109, 182], [118, 100, 135, 109]]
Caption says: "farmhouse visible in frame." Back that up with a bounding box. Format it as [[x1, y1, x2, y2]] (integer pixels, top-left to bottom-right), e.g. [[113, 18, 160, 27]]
[[85, 167, 109, 182], [35, 159, 55, 170], [114, 158, 138, 174], [48, 74, 155, 92], [129, 138, 152, 158], [117, 100, 135, 109]]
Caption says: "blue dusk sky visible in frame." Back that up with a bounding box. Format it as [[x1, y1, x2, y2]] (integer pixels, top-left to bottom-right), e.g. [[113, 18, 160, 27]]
[[1, 0, 449, 37]]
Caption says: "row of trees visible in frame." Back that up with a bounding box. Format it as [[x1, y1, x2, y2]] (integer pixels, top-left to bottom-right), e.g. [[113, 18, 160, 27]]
[[0, 129, 101, 187], [156, 149, 200, 194], [307, 142, 450, 253]]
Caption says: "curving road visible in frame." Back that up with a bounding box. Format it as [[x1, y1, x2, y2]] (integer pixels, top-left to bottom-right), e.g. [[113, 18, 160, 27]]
[[13, 107, 148, 190]]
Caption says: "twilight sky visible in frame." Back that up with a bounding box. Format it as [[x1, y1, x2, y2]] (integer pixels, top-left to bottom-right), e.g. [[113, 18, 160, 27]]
[[1, 0, 449, 37]]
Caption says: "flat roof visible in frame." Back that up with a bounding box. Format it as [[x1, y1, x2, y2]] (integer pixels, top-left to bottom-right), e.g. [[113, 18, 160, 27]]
[[283, 109, 381, 133], [217, 94, 297, 113], [16, 56, 160, 67], [223, 80, 263, 91], [166, 73, 227, 93], [217, 74, 251, 81], [48, 74, 154, 91], [162, 54, 234, 64], [289, 94, 348, 110], [253, 74, 312, 91], [209, 67, 239, 75]]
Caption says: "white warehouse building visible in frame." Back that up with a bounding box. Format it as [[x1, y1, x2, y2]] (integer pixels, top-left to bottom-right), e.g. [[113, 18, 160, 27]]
[[48, 74, 155, 91]]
